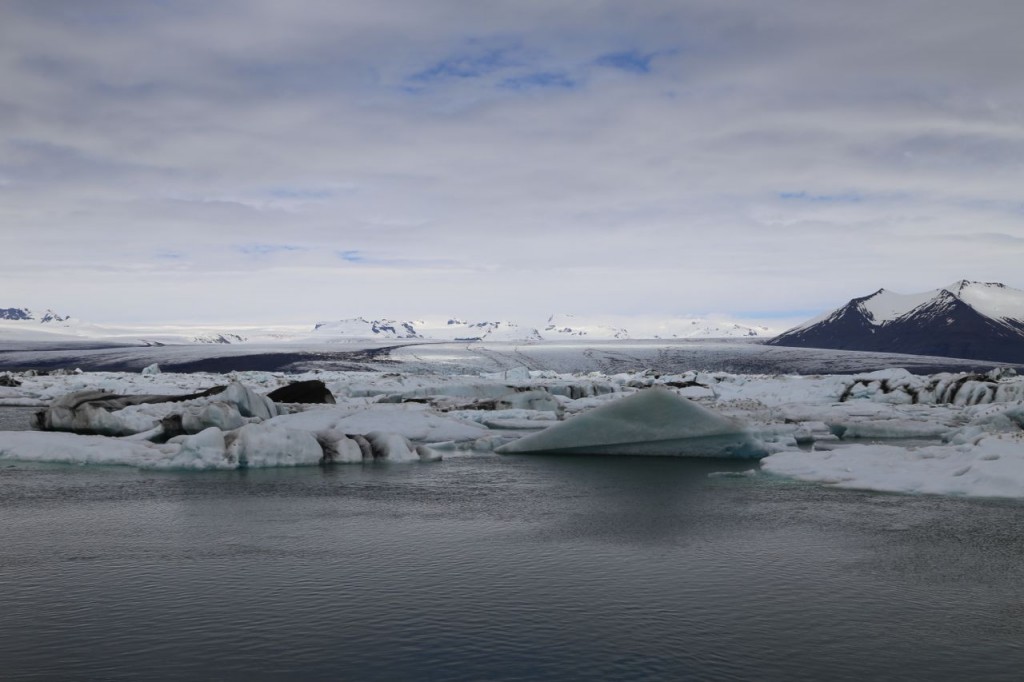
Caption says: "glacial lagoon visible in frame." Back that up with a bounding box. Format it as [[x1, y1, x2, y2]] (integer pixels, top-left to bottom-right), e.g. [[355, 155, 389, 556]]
[[2, 441, 1023, 681], [2, 339, 1024, 680]]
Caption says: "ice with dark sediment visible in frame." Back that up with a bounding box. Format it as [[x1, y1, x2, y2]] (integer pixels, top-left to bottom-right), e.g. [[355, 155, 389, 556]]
[[3, 357, 1024, 494]]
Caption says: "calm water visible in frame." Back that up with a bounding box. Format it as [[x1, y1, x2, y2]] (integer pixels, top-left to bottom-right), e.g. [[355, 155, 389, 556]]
[[2, 451, 1023, 681]]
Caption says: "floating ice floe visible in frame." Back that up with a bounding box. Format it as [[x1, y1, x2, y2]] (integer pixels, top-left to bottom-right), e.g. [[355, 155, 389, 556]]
[[495, 387, 766, 457], [761, 432, 1024, 498], [761, 400, 1024, 497]]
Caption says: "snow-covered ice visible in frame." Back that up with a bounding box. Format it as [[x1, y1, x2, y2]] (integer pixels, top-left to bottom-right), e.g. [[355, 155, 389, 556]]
[[761, 433, 1024, 498], [0, 353, 1023, 496]]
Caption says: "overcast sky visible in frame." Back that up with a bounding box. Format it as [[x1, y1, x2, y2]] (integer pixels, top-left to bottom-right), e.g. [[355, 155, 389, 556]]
[[2, 0, 1022, 325]]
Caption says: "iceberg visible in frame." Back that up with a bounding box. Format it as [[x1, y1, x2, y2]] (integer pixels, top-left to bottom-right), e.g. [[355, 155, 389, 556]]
[[5, 381, 454, 469], [495, 387, 766, 458], [34, 382, 277, 437]]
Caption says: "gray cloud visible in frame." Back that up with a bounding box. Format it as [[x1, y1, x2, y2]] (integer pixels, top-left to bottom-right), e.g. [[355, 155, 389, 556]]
[[2, 0, 1023, 323]]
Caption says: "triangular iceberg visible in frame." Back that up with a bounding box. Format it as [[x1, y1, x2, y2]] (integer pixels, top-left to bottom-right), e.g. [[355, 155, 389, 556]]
[[495, 387, 766, 458]]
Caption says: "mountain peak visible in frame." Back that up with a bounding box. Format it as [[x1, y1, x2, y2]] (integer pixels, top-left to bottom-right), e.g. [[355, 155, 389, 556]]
[[769, 280, 1024, 363], [309, 314, 776, 342], [0, 307, 71, 323], [946, 280, 1008, 295]]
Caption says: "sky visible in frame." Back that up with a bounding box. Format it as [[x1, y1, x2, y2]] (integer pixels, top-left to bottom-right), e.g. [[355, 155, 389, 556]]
[[2, 0, 1023, 326]]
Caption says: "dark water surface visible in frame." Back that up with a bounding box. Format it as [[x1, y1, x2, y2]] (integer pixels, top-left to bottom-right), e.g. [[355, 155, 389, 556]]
[[2, 454, 1023, 681]]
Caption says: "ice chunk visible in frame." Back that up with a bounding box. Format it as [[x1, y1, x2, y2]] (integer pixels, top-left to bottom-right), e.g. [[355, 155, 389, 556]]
[[164, 427, 231, 469], [268, 402, 489, 444], [315, 430, 366, 463], [180, 401, 249, 433], [761, 433, 1024, 498], [224, 422, 324, 468], [835, 419, 950, 440], [219, 382, 278, 420], [495, 389, 562, 413], [365, 431, 419, 462], [0, 431, 180, 468], [36, 382, 277, 437], [495, 387, 766, 457]]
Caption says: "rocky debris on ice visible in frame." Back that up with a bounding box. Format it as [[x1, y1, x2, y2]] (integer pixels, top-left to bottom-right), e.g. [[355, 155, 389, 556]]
[[4, 365, 1024, 495], [495, 387, 766, 457], [266, 379, 336, 404], [0, 422, 440, 470], [835, 368, 1022, 405], [35, 383, 277, 437], [3, 380, 470, 469]]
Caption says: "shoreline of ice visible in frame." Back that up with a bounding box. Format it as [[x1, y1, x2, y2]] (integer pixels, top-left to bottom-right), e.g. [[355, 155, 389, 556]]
[[0, 363, 1022, 497]]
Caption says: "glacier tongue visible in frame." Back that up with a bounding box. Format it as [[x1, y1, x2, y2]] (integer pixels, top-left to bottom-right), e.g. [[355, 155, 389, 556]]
[[495, 387, 766, 458]]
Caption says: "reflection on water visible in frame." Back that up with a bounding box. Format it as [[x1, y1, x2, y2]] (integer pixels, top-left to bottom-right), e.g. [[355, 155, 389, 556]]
[[1, 455, 1023, 681]]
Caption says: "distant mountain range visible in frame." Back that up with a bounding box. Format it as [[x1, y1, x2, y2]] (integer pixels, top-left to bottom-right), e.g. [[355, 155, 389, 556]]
[[310, 314, 773, 342], [768, 280, 1024, 364], [0, 309, 250, 345], [0, 307, 70, 324], [312, 318, 543, 342], [0, 308, 775, 344], [7, 284, 1023, 364]]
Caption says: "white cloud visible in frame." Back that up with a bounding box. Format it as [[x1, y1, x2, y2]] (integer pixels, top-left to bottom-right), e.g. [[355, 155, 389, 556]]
[[2, 0, 1023, 323]]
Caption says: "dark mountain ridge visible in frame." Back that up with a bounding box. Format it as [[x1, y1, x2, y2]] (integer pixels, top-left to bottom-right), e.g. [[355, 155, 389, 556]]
[[768, 280, 1024, 364], [0, 308, 69, 323]]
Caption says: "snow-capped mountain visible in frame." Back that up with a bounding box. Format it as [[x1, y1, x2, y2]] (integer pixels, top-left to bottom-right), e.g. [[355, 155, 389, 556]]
[[312, 317, 543, 342], [0, 307, 71, 324], [190, 333, 248, 345], [310, 314, 774, 342], [541, 314, 771, 340], [0, 308, 265, 345], [314, 318, 422, 339], [1, 307, 777, 345], [768, 280, 1024, 363], [543, 314, 630, 339], [637, 319, 773, 339], [438, 320, 543, 342]]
